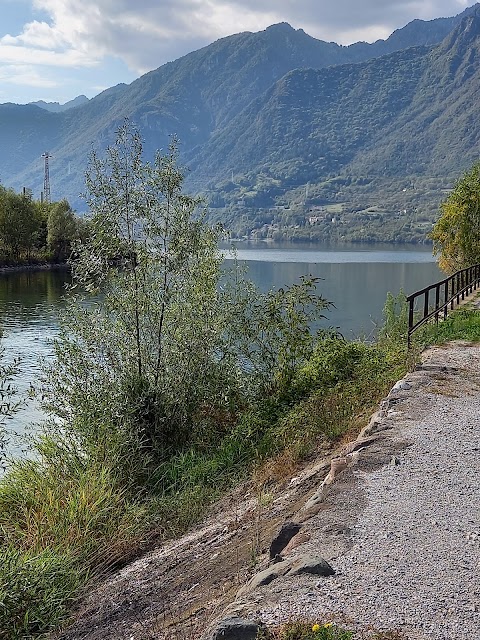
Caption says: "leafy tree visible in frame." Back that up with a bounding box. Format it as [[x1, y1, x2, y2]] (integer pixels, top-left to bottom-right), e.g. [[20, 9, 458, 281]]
[[0, 190, 43, 260], [47, 199, 78, 261], [431, 161, 480, 273], [41, 122, 330, 485]]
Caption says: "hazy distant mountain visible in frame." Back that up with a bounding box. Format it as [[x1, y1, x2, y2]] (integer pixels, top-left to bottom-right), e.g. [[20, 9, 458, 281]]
[[0, 2, 478, 228], [28, 95, 90, 113]]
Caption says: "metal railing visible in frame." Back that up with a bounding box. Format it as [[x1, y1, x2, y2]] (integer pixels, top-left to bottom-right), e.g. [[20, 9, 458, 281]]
[[407, 264, 480, 345]]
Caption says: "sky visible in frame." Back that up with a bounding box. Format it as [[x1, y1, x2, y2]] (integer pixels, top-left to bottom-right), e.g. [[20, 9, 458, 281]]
[[0, 0, 477, 105]]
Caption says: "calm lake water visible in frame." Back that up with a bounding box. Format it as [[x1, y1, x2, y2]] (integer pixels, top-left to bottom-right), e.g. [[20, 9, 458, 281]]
[[223, 241, 441, 337], [0, 243, 442, 456]]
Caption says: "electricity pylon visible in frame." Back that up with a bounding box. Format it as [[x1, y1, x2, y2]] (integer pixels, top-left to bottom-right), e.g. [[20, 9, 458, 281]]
[[42, 152, 52, 203]]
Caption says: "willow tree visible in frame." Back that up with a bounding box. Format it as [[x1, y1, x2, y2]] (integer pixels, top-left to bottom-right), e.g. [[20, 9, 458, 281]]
[[42, 122, 330, 484], [431, 161, 480, 273], [42, 125, 230, 475]]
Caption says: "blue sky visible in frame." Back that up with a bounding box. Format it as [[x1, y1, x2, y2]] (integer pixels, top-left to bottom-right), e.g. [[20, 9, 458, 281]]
[[0, 0, 477, 105]]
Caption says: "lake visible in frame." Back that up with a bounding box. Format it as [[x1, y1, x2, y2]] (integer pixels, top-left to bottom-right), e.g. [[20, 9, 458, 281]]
[[223, 241, 441, 337], [0, 243, 442, 457]]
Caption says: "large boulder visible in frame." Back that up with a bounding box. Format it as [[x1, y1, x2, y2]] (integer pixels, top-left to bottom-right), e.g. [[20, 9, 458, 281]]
[[207, 616, 264, 640]]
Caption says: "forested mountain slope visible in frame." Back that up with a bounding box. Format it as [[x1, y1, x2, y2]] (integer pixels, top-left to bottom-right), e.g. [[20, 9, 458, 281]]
[[0, 4, 478, 237]]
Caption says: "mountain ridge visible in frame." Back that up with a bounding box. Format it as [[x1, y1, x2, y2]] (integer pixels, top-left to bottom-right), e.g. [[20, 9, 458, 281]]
[[1, 5, 479, 242], [29, 95, 90, 113]]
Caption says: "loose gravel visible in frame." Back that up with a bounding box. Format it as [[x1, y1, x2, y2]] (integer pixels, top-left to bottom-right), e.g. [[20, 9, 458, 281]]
[[256, 343, 480, 639]]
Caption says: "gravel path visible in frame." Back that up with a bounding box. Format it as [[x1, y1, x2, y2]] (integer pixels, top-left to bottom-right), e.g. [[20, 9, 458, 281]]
[[255, 343, 480, 639], [54, 343, 480, 640]]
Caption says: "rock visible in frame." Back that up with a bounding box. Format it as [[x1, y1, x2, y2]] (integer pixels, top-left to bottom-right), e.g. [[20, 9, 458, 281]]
[[282, 530, 311, 556], [269, 522, 301, 558], [287, 554, 335, 577], [324, 456, 348, 485], [341, 436, 377, 456], [359, 411, 381, 437], [391, 380, 412, 392], [301, 485, 327, 512], [207, 616, 264, 640], [236, 560, 292, 596], [271, 554, 284, 564]]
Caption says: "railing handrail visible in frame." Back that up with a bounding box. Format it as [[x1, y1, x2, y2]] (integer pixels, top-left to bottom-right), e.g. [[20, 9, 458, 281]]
[[407, 264, 480, 344]]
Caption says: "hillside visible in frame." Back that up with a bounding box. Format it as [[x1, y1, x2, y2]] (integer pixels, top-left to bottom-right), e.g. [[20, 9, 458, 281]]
[[191, 13, 480, 242], [0, 4, 479, 241]]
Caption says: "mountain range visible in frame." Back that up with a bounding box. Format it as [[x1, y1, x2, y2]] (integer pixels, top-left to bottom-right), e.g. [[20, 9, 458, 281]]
[[28, 95, 90, 113], [1, 4, 480, 241]]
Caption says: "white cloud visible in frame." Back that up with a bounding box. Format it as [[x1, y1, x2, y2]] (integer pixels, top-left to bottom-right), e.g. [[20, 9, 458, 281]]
[[2, 20, 67, 49], [0, 0, 477, 102], [0, 42, 96, 67], [0, 64, 58, 88], [24, 0, 478, 71]]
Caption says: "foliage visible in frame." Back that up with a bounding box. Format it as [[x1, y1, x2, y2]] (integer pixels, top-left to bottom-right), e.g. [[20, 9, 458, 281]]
[[230, 275, 331, 393], [275, 340, 399, 455], [0, 186, 82, 265], [0, 122, 442, 638], [0, 440, 147, 560], [292, 334, 368, 395], [258, 620, 353, 640], [0, 546, 80, 640], [0, 347, 21, 472], [44, 125, 228, 481], [41, 122, 331, 488], [0, 188, 44, 261], [0, 435, 149, 637], [258, 620, 406, 640], [431, 161, 480, 273], [378, 291, 409, 345], [415, 307, 480, 346], [0, 123, 336, 636], [46, 199, 79, 261]]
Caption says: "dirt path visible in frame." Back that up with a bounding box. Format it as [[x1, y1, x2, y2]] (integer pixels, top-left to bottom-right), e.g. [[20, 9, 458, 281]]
[[54, 342, 480, 640]]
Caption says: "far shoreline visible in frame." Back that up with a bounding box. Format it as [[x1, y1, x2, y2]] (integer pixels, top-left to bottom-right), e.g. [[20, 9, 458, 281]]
[[0, 262, 69, 275]]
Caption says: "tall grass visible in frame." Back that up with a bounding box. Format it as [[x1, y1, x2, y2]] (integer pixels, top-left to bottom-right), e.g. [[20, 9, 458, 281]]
[[0, 438, 149, 638], [415, 307, 480, 345], [0, 546, 80, 640], [0, 293, 422, 638]]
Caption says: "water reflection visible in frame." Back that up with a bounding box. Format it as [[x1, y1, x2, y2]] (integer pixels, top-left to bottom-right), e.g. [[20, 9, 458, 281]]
[[227, 253, 441, 339], [0, 269, 70, 458]]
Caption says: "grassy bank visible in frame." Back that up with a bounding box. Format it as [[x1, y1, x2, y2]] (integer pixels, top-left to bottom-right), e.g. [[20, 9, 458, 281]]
[[0, 292, 421, 639], [1, 289, 479, 637]]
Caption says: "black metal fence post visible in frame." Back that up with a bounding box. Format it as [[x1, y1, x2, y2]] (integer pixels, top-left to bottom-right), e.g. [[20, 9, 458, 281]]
[[406, 264, 480, 345], [444, 280, 449, 319]]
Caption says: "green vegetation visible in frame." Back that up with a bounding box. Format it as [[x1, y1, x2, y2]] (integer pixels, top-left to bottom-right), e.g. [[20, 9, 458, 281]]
[[1, 124, 479, 638], [0, 547, 81, 639], [0, 9, 478, 243], [258, 620, 353, 640], [0, 187, 83, 265], [431, 161, 480, 273], [0, 348, 21, 472], [416, 307, 480, 345], [258, 620, 405, 640], [195, 15, 480, 243]]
